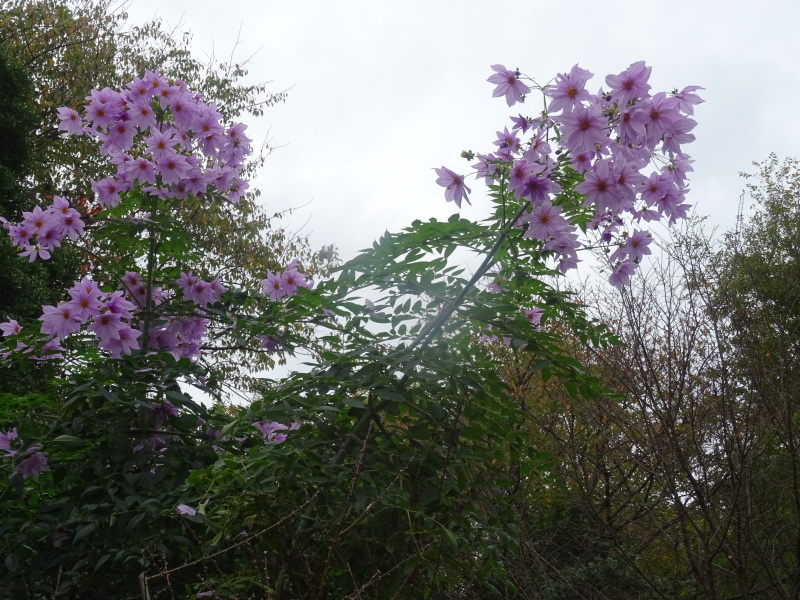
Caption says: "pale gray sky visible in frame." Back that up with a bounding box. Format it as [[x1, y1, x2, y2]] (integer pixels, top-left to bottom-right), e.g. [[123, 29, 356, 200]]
[[128, 0, 800, 261]]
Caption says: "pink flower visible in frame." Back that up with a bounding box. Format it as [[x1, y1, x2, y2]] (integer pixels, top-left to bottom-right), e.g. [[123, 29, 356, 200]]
[[609, 260, 637, 287], [91, 176, 129, 207], [0, 320, 21, 336], [57, 107, 83, 135], [178, 271, 219, 306], [18, 243, 51, 262], [122, 271, 144, 292], [40, 303, 81, 339], [22, 205, 56, 237], [616, 106, 649, 146], [123, 157, 156, 184], [176, 504, 197, 516], [434, 167, 471, 209], [672, 85, 705, 115], [195, 107, 225, 155], [88, 311, 124, 343], [520, 202, 568, 242], [556, 104, 608, 155], [280, 268, 306, 297], [156, 152, 191, 185], [102, 119, 136, 154], [486, 271, 506, 294], [126, 75, 151, 101], [59, 208, 85, 240], [575, 160, 620, 212], [143, 129, 176, 159], [84, 87, 123, 129], [168, 92, 200, 129], [523, 176, 560, 205], [605, 61, 652, 107], [224, 178, 249, 203], [18, 449, 49, 479], [642, 92, 681, 147], [252, 421, 290, 443], [184, 172, 210, 196], [260, 271, 286, 301], [208, 277, 226, 303], [142, 69, 168, 97], [103, 326, 141, 358], [546, 64, 593, 114], [127, 101, 158, 131], [610, 229, 652, 263], [189, 279, 214, 307], [33, 338, 65, 360], [508, 159, 535, 198], [0, 428, 19, 456], [103, 291, 136, 319], [8, 224, 32, 248], [524, 307, 544, 329], [487, 65, 531, 107]]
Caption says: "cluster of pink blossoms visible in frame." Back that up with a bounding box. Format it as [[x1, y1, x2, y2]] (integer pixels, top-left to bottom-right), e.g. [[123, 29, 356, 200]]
[[0, 428, 49, 479], [259, 259, 312, 301], [39, 276, 140, 358], [0, 270, 213, 362], [1, 196, 85, 262], [57, 69, 252, 206], [0, 256, 312, 361], [0, 70, 317, 363], [252, 420, 300, 444], [177, 271, 227, 307], [436, 61, 703, 287]]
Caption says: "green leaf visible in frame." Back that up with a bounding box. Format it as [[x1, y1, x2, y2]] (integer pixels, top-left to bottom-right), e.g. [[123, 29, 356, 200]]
[[4, 555, 18, 572], [94, 554, 112, 572], [51, 434, 87, 448], [442, 527, 459, 551], [126, 512, 146, 532], [73, 523, 96, 543]]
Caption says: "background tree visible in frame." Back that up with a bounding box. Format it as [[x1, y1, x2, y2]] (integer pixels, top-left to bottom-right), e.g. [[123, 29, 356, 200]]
[[492, 155, 800, 599], [0, 48, 83, 394], [712, 154, 800, 597]]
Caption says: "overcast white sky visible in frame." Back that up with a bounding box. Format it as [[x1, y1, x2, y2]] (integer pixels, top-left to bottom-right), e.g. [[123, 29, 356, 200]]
[[127, 0, 800, 263]]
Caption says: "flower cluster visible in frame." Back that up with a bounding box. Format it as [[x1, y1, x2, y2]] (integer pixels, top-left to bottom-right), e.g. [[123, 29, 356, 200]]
[[149, 315, 209, 362], [437, 61, 702, 286], [259, 259, 313, 301], [177, 271, 227, 307], [1, 196, 85, 262], [1, 428, 50, 479], [58, 69, 252, 207], [0, 71, 323, 364], [1, 272, 214, 361], [252, 420, 300, 444], [37, 276, 141, 358], [1, 254, 313, 361]]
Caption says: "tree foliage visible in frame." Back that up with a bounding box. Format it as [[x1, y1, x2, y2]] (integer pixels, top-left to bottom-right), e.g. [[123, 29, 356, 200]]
[[0, 54, 705, 599]]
